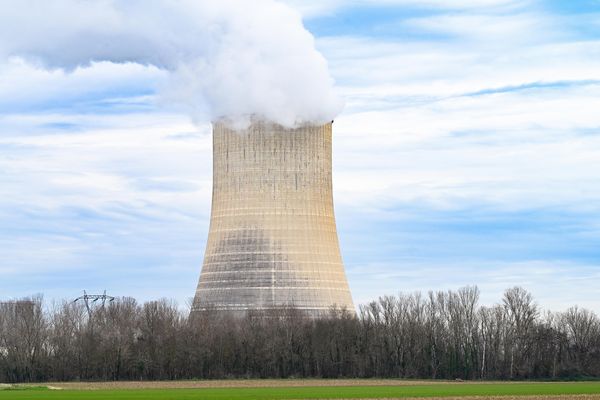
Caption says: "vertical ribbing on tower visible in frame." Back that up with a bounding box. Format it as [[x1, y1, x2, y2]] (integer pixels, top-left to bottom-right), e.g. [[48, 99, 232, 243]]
[[192, 120, 354, 317]]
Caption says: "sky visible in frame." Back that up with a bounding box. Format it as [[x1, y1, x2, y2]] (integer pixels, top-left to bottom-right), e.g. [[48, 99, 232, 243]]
[[1, 0, 599, 312]]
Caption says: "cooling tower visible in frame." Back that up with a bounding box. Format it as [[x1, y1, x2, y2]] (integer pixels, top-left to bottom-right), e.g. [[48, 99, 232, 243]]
[[192, 120, 354, 317]]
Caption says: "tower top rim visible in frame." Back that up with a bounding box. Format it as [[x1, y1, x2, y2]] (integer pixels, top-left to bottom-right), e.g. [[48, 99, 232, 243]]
[[211, 116, 333, 131]]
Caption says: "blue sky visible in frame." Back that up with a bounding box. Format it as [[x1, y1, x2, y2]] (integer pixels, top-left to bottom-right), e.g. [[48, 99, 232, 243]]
[[1, 0, 599, 311]]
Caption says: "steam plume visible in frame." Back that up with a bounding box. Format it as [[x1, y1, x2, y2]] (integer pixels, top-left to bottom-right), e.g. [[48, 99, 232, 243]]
[[0, 0, 343, 127]]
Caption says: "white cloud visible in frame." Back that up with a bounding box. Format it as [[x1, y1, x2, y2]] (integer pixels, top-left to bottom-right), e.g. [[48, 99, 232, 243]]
[[0, 0, 342, 126], [0, 112, 212, 226], [402, 12, 560, 43], [0, 58, 166, 112], [348, 260, 600, 312], [0, 110, 213, 301], [313, 7, 600, 213], [283, 0, 529, 17], [1, 0, 599, 308]]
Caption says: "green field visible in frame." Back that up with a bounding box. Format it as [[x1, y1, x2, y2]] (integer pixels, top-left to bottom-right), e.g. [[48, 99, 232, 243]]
[[2, 382, 600, 400]]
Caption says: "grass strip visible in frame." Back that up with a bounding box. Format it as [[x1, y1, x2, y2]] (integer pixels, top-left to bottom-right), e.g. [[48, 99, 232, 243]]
[[1, 382, 600, 400]]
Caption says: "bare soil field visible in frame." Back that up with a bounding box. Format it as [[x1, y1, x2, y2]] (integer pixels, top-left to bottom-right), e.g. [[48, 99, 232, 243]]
[[47, 379, 462, 390]]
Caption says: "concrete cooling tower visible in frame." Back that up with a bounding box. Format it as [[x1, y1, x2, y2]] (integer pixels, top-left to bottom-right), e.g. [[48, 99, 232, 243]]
[[192, 120, 354, 317]]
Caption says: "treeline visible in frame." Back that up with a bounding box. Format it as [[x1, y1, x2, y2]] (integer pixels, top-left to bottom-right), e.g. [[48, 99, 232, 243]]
[[1, 286, 599, 382]]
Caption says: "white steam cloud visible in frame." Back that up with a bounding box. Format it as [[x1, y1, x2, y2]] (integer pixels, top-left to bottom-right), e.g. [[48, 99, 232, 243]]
[[0, 0, 343, 127]]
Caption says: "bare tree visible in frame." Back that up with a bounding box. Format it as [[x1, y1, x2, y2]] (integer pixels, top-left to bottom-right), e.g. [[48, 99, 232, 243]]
[[2, 286, 600, 382]]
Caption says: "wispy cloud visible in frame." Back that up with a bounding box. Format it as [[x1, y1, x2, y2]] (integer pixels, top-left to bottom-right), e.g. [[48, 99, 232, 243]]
[[0, 0, 599, 310], [348, 260, 600, 311], [0, 59, 166, 114], [285, 0, 529, 18]]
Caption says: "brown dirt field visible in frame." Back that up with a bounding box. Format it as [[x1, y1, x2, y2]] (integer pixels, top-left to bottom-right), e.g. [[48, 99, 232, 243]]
[[46, 379, 590, 391], [49, 379, 456, 390]]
